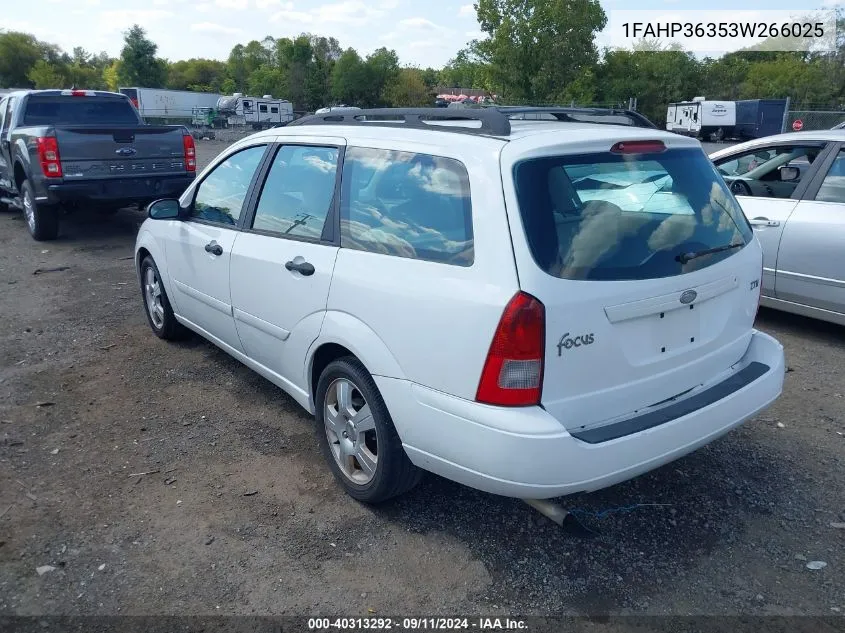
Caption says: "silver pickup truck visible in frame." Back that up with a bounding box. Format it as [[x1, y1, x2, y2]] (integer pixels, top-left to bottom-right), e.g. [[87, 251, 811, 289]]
[[0, 89, 196, 241]]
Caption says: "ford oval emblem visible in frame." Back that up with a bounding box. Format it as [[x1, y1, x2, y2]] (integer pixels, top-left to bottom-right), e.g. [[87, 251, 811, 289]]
[[680, 290, 697, 305], [116, 147, 137, 156]]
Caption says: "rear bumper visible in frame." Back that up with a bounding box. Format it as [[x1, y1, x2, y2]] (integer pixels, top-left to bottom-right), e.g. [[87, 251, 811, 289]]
[[376, 330, 784, 499], [39, 175, 195, 205]]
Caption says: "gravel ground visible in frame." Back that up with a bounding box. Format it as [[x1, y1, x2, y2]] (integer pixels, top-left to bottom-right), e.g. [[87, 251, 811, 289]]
[[0, 140, 842, 622]]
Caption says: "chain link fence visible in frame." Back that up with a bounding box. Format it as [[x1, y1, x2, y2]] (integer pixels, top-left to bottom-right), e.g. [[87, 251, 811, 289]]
[[784, 109, 845, 131]]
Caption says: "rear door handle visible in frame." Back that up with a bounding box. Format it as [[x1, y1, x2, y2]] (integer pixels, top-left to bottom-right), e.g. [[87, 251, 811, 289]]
[[204, 241, 223, 256], [749, 218, 780, 228], [285, 260, 315, 276]]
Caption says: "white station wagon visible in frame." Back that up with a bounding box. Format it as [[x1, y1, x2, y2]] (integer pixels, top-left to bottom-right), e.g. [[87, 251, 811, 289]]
[[135, 107, 785, 504]]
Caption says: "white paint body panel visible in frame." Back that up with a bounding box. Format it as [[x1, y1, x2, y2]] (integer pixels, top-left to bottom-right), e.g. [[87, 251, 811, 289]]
[[136, 121, 786, 499]]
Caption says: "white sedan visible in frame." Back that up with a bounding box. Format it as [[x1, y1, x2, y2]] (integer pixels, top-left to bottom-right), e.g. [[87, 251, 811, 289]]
[[710, 130, 845, 326]]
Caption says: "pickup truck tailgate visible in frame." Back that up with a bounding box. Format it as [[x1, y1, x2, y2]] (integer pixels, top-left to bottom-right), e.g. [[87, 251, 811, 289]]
[[56, 127, 189, 180]]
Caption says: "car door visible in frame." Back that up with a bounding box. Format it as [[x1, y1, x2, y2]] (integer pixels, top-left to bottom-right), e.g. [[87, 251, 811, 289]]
[[712, 142, 829, 298], [774, 145, 845, 315], [164, 142, 270, 352], [0, 97, 14, 193], [229, 139, 343, 394]]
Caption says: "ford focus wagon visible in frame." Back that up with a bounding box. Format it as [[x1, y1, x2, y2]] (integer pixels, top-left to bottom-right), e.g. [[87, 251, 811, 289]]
[[135, 107, 785, 503]]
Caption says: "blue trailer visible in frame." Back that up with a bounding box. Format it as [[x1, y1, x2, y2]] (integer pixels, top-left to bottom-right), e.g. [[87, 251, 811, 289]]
[[735, 99, 788, 139]]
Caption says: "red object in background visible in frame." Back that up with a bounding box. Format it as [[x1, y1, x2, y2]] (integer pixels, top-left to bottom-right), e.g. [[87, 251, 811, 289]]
[[792, 119, 804, 131]]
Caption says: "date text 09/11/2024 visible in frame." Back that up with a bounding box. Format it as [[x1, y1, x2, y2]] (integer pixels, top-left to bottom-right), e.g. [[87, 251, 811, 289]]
[[306, 617, 528, 630]]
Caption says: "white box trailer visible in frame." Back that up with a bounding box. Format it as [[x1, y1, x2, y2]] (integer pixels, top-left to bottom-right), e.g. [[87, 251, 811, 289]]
[[216, 93, 294, 128], [119, 87, 223, 122], [666, 97, 736, 141]]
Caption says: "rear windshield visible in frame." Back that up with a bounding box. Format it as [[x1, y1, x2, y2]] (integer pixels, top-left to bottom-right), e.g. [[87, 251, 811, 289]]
[[513, 148, 753, 281], [23, 97, 139, 126]]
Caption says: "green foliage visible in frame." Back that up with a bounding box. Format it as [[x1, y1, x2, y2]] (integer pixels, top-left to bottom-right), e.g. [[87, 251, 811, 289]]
[[440, 49, 488, 90], [473, 0, 607, 103], [0, 32, 51, 88], [117, 25, 167, 88], [28, 60, 65, 89], [597, 48, 702, 123], [331, 48, 369, 106], [167, 59, 228, 93], [4, 9, 845, 118], [384, 68, 430, 107], [103, 61, 121, 92]]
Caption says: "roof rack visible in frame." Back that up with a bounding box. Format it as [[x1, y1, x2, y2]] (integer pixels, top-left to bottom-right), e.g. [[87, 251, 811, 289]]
[[288, 107, 512, 136], [488, 106, 657, 129]]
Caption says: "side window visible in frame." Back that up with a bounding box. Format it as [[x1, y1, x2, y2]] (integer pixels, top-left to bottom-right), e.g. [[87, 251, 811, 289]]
[[259, 104, 268, 113], [714, 145, 823, 199], [815, 150, 845, 203], [251, 145, 339, 239], [191, 145, 266, 226], [340, 147, 474, 266], [243, 100, 253, 112], [270, 106, 279, 114]]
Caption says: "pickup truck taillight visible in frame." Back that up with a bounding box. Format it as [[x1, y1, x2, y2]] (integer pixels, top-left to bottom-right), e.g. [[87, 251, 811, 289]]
[[36, 137, 62, 178], [182, 134, 196, 172]]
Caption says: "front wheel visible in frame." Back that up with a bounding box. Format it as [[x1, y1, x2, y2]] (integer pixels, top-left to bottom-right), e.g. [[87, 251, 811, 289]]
[[22, 180, 59, 241], [315, 357, 421, 503]]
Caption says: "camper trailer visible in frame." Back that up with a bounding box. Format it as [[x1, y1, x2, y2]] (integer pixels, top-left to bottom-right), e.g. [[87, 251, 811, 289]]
[[216, 93, 294, 129], [666, 97, 736, 140]]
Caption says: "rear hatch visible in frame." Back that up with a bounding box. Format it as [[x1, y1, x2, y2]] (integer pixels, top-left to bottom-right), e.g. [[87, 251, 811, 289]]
[[23, 94, 189, 179], [500, 131, 762, 433]]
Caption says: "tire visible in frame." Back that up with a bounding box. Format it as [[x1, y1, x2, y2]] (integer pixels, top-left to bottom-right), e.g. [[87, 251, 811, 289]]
[[21, 180, 59, 241], [315, 356, 421, 503], [139, 255, 188, 341]]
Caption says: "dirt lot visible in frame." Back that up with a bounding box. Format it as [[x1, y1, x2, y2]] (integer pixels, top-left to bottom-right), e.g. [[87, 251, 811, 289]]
[[0, 139, 843, 620]]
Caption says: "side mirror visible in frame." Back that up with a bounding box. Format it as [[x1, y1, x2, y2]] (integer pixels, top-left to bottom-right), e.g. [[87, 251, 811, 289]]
[[779, 166, 800, 182], [147, 198, 182, 220]]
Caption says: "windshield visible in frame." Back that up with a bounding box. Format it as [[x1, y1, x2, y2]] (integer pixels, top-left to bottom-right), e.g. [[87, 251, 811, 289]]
[[513, 148, 753, 281], [23, 97, 140, 126]]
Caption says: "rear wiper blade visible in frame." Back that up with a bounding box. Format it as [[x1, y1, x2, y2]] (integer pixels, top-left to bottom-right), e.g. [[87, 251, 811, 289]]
[[676, 242, 745, 264]]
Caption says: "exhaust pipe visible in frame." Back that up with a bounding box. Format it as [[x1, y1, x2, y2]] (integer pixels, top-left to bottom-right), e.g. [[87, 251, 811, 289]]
[[523, 499, 597, 537]]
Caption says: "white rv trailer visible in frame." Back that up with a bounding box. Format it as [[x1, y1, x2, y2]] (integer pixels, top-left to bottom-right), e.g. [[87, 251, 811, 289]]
[[216, 93, 294, 128], [119, 87, 223, 122], [666, 97, 736, 140]]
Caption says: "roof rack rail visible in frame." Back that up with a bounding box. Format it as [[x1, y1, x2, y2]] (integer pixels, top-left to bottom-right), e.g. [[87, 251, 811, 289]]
[[488, 106, 657, 129], [288, 107, 512, 136]]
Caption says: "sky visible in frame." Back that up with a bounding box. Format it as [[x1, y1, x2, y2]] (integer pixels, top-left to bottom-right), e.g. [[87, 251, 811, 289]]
[[4, 0, 842, 69]]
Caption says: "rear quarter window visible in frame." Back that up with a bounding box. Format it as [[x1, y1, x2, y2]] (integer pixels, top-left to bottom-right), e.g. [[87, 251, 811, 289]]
[[339, 147, 474, 266], [514, 147, 753, 281]]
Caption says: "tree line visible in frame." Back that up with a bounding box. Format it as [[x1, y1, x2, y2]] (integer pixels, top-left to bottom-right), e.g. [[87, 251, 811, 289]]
[[0, 26, 439, 112], [1, 0, 843, 124]]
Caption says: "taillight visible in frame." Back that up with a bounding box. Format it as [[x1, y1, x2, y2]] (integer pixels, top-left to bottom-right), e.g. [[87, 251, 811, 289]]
[[610, 140, 666, 154], [36, 137, 62, 178], [476, 292, 545, 407], [182, 134, 196, 172], [130, 98, 139, 109]]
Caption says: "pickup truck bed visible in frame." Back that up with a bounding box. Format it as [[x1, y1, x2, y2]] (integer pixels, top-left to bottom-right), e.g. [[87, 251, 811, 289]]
[[0, 89, 195, 241]]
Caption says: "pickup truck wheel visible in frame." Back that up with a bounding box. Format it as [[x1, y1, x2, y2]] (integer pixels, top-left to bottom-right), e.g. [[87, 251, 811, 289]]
[[139, 256, 188, 341], [22, 181, 59, 241], [315, 357, 421, 503]]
